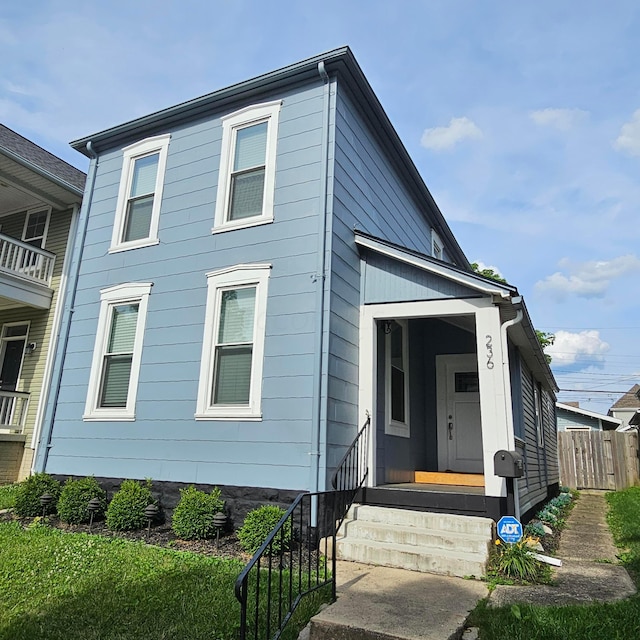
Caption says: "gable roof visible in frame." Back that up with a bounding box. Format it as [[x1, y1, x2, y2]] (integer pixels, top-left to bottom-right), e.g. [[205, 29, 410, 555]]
[[556, 402, 622, 429], [355, 230, 558, 392], [69, 46, 468, 268], [609, 384, 640, 411], [0, 124, 85, 194]]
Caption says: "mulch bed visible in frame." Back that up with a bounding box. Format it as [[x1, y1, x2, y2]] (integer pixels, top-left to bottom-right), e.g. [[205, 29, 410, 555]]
[[0, 510, 252, 562]]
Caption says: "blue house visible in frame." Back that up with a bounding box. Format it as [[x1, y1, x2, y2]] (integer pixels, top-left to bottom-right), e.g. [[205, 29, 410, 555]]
[[34, 48, 558, 544], [557, 402, 621, 432]]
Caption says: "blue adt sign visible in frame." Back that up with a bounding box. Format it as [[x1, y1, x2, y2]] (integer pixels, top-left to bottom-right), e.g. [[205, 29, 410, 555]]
[[497, 516, 523, 544]]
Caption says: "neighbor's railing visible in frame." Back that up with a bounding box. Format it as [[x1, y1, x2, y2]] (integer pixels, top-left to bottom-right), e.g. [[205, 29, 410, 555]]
[[0, 234, 55, 286], [0, 390, 30, 433], [235, 415, 371, 640]]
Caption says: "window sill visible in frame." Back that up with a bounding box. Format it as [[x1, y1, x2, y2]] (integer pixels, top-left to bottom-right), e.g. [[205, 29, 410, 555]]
[[108, 238, 160, 254], [194, 412, 262, 422], [385, 421, 410, 438], [83, 413, 136, 422], [211, 216, 274, 235]]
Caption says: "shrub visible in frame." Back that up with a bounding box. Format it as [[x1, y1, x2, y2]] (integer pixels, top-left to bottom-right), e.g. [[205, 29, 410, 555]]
[[238, 505, 290, 555], [13, 473, 61, 517], [106, 479, 155, 531], [525, 521, 546, 539], [57, 476, 107, 524], [492, 538, 542, 582], [171, 485, 225, 540]]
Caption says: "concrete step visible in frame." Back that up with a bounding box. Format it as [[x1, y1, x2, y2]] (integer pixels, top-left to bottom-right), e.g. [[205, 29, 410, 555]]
[[347, 504, 494, 537], [335, 505, 493, 578], [339, 518, 491, 555], [335, 537, 488, 578]]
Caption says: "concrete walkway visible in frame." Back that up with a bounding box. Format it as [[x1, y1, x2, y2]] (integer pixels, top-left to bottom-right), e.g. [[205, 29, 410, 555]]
[[308, 561, 488, 640], [490, 490, 636, 607], [303, 491, 637, 640]]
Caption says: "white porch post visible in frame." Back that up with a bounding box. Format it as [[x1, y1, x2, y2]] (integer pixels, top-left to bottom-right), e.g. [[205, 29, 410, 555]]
[[359, 306, 377, 487], [475, 305, 511, 498]]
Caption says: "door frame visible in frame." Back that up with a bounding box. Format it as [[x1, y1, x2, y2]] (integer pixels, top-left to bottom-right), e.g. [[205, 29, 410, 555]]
[[436, 353, 483, 473], [0, 321, 30, 392]]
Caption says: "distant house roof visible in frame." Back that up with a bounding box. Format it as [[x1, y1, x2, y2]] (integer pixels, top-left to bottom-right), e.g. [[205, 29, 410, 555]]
[[609, 384, 640, 411], [557, 402, 622, 430], [0, 124, 85, 194]]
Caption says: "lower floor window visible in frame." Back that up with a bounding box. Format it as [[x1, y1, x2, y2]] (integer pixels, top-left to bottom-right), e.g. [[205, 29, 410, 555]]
[[84, 283, 152, 421], [196, 264, 270, 420]]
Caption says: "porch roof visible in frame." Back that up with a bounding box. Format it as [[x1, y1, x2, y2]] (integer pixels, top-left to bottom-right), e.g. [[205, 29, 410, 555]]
[[355, 231, 558, 393]]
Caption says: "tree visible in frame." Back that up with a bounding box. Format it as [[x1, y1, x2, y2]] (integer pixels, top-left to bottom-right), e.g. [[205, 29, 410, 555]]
[[471, 263, 555, 364], [470, 262, 507, 284]]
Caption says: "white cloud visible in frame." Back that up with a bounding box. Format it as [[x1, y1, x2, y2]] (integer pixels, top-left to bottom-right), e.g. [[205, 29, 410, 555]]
[[530, 108, 588, 130], [535, 255, 640, 300], [614, 110, 640, 156], [420, 117, 483, 151], [547, 330, 610, 368]]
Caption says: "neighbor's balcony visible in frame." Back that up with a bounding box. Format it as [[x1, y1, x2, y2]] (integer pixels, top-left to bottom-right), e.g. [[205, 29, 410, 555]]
[[0, 390, 30, 434], [0, 234, 55, 309]]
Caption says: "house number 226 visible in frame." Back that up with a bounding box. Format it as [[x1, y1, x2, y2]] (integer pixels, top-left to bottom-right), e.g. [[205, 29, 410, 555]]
[[486, 335, 495, 369]]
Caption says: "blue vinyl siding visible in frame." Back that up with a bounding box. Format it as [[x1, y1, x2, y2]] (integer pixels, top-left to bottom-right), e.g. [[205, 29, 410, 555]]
[[325, 86, 451, 482], [557, 409, 601, 431], [46, 82, 327, 491]]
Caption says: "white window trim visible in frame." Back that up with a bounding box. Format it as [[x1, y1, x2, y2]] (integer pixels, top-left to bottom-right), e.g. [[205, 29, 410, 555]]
[[0, 321, 30, 389], [534, 384, 545, 448], [22, 207, 51, 249], [196, 263, 271, 420], [385, 319, 410, 438], [84, 282, 152, 421], [213, 101, 281, 234], [109, 134, 170, 253]]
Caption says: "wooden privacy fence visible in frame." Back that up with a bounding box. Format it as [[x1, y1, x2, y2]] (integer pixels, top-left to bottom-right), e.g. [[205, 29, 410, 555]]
[[558, 430, 639, 490]]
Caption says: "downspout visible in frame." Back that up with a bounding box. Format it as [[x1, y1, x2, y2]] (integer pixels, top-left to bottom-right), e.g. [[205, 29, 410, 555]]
[[30, 201, 81, 457], [500, 295, 523, 519], [34, 141, 98, 473], [309, 61, 331, 495]]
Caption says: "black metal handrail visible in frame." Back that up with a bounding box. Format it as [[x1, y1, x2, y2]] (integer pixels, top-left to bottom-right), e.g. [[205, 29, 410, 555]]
[[234, 415, 371, 640], [331, 413, 371, 530]]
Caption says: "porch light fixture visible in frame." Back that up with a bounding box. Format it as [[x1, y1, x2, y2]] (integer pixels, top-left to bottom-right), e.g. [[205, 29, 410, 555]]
[[25, 342, 37, 355]]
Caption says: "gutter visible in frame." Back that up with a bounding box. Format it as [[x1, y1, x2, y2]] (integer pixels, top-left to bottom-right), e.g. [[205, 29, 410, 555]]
[[309, 61, 332, 495], [33, 141, 98, 472]]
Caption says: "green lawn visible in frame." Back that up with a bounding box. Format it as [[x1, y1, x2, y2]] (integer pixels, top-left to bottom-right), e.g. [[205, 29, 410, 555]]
[[0, 484, 18, 510], [0, 519, 324, 640], [468, 488, 640, 639]]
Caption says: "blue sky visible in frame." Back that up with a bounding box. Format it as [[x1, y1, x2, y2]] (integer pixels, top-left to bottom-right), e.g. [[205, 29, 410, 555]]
[[2, 1, 639, 413]]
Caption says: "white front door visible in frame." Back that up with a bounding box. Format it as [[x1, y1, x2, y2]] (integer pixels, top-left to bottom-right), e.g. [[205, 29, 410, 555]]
[[436, 354, 483, 473]]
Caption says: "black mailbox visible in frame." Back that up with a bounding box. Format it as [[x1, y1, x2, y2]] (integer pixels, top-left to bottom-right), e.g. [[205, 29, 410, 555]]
[[494, 450, 524, 478]]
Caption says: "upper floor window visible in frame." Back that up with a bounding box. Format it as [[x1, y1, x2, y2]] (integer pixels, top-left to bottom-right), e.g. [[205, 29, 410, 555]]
[[213, 101, 281, 234], [196, 263, 271, 420], [110, 134, 170, 253], [22, 207, 51, 249], [84, 282, 152, 421]]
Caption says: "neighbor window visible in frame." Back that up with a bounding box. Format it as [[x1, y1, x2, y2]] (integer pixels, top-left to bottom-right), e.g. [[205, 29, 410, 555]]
[[196, 264, 270, 420], [22, 207, 51, 248], [84, 282, 152, 421], [213, 101, 281, 233], [110, 134, 170, 252], [385, 320, 410, 438]]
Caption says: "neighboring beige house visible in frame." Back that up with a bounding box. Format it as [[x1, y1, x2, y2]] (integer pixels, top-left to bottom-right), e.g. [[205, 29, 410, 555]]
[[0, 125, 85, 483], [608, 384, 640, 431]]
